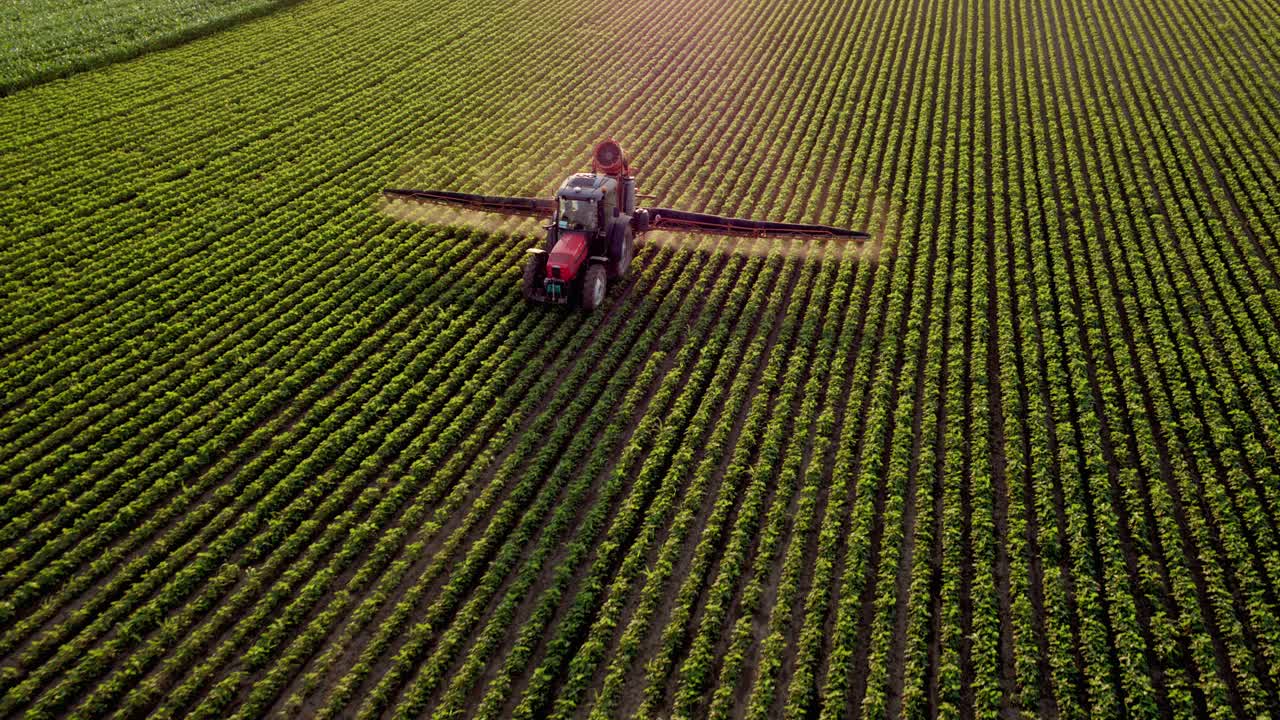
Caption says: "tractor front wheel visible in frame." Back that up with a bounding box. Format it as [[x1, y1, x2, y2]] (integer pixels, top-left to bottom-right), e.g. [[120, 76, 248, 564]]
[[581, 264, 606, 310]]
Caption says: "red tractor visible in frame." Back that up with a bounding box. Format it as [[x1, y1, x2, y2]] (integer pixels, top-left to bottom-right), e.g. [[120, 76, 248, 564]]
[[384, 140, 868, 309]]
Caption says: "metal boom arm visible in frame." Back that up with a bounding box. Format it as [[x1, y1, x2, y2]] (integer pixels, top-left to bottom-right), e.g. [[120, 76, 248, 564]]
[[635, 207, 869, 241], [382, 188, 870, 241], [383, 188, 555, 218]]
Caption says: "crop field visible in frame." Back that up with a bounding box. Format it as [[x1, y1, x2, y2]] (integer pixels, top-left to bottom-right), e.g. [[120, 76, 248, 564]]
[[1, 0, 1279, 717], [0, 0, 296, 93]]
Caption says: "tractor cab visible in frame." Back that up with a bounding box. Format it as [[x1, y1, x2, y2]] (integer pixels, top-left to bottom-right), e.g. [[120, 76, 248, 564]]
[[523, 171, 627, 309], [555, 173, 617, 234], [557, 196, 597, 231]]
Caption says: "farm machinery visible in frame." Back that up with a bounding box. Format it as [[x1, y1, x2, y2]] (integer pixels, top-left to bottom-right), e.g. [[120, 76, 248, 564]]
[[383, 140, 869, 309]]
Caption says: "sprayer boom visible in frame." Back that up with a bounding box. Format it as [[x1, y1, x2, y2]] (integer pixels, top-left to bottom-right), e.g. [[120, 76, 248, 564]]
[[382, 189, 555, 218], [382, 189, 867, 241], [633, 207, 868, 240]]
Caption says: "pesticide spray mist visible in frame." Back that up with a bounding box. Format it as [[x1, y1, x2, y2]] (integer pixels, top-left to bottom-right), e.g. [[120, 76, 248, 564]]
[[642, 230, 884, 265], [377, 197, 546, 237], [376, 197, 886, 267]]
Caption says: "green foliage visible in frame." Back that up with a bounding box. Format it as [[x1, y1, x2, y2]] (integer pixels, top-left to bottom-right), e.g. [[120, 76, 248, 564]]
[[1, 0, 1279, 717], [1, 0, 299, 94]]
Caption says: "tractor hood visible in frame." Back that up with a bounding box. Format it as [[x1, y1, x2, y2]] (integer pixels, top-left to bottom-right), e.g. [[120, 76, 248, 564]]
[[545, 231, 589, 282]]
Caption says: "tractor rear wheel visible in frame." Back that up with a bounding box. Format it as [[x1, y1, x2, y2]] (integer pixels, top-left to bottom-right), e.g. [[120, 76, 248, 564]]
[[581, 264, 606, 310], [608, 223, 635, 279], [522, 254, 543, 301], [616, 226, 634, 279]]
